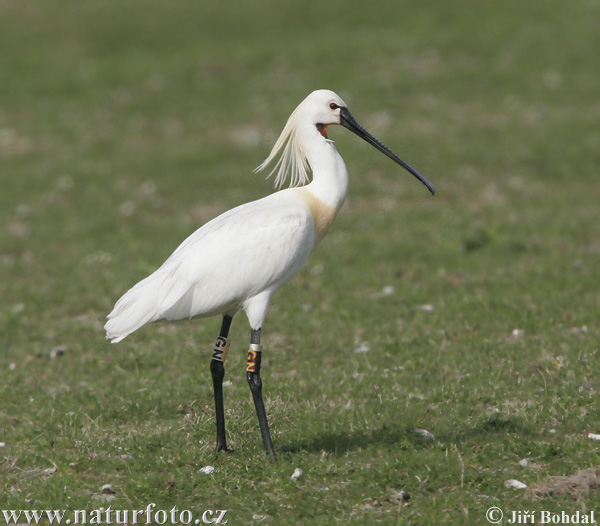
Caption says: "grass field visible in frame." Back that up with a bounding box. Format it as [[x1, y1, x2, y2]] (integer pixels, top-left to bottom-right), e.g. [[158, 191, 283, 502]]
[[1, 0, 599, 523]]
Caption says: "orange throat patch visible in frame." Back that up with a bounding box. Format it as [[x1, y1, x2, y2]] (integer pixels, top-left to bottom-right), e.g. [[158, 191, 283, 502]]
[[316, 123, 328, 139]]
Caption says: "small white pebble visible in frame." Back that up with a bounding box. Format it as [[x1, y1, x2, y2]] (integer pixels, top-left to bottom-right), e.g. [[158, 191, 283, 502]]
[[291, 468, 303, 481], [0, 442, 6, 448], [50, 346, 67, 359], [416, 304, 434, 312], [504, 479, 527, 490], [518, 458, 529, 467], [511, 329, 524, 337], [198, 465, 215, 474], [9, 363, 16, 371], [549, 429, 556, 434], [389, 490, 411, 502], [354, 341, 370, 353], [101, 484, 115, 495], [381, 285, 395, 296], [588, 433, 600, 441], [413, 428, 435, 440]]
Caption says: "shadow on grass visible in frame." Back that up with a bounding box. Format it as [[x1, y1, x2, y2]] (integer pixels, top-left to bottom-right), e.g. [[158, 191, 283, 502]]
[[281, 424, 427, 456], [281, 416, 533, 456], [443, 414, 533, 444]]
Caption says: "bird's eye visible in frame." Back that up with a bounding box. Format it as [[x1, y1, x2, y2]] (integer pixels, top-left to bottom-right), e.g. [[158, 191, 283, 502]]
[[329, 102, 339, 110]]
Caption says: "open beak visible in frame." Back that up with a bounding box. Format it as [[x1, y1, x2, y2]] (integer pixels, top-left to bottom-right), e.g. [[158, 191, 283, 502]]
[[339, 107, 436, 195]]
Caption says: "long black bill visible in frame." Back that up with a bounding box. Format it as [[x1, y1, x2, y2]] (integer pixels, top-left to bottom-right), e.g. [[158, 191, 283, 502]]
[[340, 107, 436, 195]]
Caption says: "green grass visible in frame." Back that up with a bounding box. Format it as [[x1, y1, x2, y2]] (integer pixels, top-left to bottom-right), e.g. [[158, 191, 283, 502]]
[[1, 0, 599, 523]]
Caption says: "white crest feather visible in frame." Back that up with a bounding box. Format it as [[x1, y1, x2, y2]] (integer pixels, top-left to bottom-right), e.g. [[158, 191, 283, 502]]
[[254, 104, 311, 189]]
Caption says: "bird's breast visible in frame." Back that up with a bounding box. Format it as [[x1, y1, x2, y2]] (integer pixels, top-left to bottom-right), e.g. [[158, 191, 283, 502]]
[[296, 187, 338, 240]]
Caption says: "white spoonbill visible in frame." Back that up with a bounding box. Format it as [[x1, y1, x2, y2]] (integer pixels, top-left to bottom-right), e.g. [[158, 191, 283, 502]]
[[105, 89, 435, 460]]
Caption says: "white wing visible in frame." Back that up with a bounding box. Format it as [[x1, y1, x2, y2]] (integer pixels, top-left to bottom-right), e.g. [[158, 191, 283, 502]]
[[105, 190, 315, 342]]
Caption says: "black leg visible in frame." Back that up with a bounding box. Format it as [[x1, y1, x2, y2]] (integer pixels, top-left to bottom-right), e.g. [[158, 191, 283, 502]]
[[246, 328, 276, 460], [210, 315, 233, 452]]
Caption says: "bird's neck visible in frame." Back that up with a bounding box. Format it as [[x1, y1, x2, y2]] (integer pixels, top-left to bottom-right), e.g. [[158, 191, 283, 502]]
[[291, 128, 349, 241], [302, 129, 349, 212]]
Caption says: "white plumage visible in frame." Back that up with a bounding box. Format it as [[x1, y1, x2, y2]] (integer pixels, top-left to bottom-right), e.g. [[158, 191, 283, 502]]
[[106, 189, 320, 342], [105, 89, 435, 459], [105, 90, 350, 342], [105, 89, 434, 342]]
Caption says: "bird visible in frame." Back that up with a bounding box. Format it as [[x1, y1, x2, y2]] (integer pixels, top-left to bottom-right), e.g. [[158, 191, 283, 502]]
[[105, 89, 435, 460]]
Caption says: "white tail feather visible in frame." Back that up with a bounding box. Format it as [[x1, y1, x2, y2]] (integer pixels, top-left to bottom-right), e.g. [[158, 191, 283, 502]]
[[104, 263, 186, 343]]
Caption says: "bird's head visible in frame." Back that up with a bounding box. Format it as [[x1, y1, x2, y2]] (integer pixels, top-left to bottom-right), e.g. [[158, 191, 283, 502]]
[[297, 89, 347, 139], [256, 89, 436, 195], [302, 89, 435, 194]]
